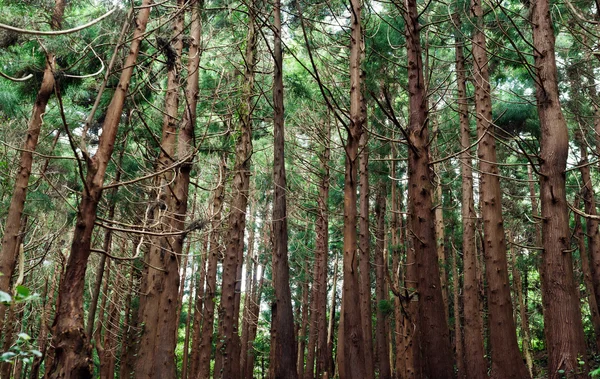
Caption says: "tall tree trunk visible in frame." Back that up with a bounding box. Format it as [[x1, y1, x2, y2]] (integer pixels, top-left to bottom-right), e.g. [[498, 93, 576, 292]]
[[324, 256, 339, 379], [390, 152, 406, 379], [313, 119, 331, 379], [375, 185, 391, 379], [508, 235, 534, 377], [181, 249, 197, 379], [452, 243, 465, 379], [118, 260, 141, 379], [532, 0, 588, 375], [471, 0, 529, 377], [0, 25, 60, 330], [48, 2, 151, 377], [358, 133, 375, 379], [338, 0, 367, 377], [245, 219, 269, 379], [403, 0, 453, 375], [133, 1, 185, 376], [214, 2, 257, 376], [269, 1, 298, 376], [455, 14, 487, 379], [240, 201, 257, 379], [85, 147, 125, 339], [297, 277, 309, 378], [195, 156, 226, 379]]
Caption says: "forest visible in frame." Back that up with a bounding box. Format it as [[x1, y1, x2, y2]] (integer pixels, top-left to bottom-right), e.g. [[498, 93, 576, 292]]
[[0, 0, 597, 378]]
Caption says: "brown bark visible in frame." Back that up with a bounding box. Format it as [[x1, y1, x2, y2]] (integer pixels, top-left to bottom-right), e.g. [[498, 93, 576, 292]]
[[471, 0, 529, 376], [358, 133, 375, 379], [455, 16, 486, 379], [304, 120, 331, 379], [118, 263, 140, 379], [576, 128, 600, 332], [244, 221, 269, 379], [375, 185, 391, 379], [508, 235, 534, 377], [576, 209, 600, 351], [452, 244, 464, 379], [297, 277, 309, 378], [269, 0, 298, 376], [48, 2, 151, 377], [337, 0, 367, 377], [403, 0, 453, 375], [240, 200, 257, 379], [98, 266, 122, 379], [85, 149, 124, 339], [324, 256, 339, 379], [181, 249, 198, 379], [195, 157, 226, 379], [532, 0, 588, 375], [390, 153, 406, 379], [133, 1, 185, 376], [214, 2, 257, 376]]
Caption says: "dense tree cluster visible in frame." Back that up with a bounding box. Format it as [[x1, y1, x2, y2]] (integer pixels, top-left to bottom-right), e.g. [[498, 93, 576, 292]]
[[0, 0, 599, 378]]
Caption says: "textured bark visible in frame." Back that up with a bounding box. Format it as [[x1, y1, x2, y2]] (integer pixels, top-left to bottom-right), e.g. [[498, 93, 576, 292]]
[[308, 120, 330, 379], [358, 133, 375, 379], [0, 51, 56, 332], [240, 213, 257, 379], [575, 119, 600, 336], [85, 149, 124, 339], [98, 266, 122, 379], [324, 257, 339, 379], [297, 277, 309, 378], [214, 2, 256, 376], [456, 17, 486, 379], [508, 236, 534, 377], [390, 155, 406, 379], [452, 243, 465, 379], [532, 0, 588, 375], [576, 210, 600, 350], [471, 0, 529, 376], [269, 1, 298, 376], [133, 2, 185, 376], [375, 185, 391, 379], [337, 0, 367, 377], [181, 250, 198, 379], [48, 2, 151, 377], [118, 262, 141, 379], [403, 0, 453, 375], [244, 221, 269, 379], [196, 156, 226, 379]]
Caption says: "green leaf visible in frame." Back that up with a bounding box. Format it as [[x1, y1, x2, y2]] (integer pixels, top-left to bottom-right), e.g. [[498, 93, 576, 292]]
[[1, 352, 16, 361], [17, 333, 30, 341], [15, 285, 29, 298], [30, 349, 42, 358]]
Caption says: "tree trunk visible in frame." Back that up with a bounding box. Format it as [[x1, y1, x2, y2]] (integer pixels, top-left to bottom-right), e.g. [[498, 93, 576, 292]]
[[48, 2, 151, 377], [324, 256, 339, 379], [269, 1, 298, 376], [245, 220, 269, 379], [455, 14, 486, 379], [181, 249, 197, 379], [195, 155, 226, 379], [0, 52, 56, 332], [532, 0, 588, 375], [471, 0, 529, 376], [358, 133, 375, 379], [403, 0, 453, 375], [133, 1, 185, 376], [118, 262, 141, 379], [375, 185, 391, 379], [305, 119, 331, 379], [214, 1, 257, 375], [297, 277, 309, 378], [240, 201, 257, 379], [338, 0, 368, 377]]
